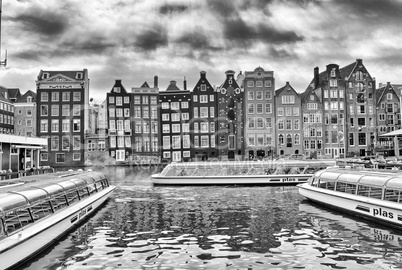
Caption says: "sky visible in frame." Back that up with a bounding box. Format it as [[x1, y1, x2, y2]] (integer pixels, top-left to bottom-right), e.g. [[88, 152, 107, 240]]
[[0, 0, 401, 102]]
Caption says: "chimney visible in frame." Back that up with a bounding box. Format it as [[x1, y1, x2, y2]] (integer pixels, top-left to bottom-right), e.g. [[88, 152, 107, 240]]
[[225, 70, 235, 79], [183, 76, 187, 90], [356, 59, 362, 65], [200, 71, 206, 79], [314, 66, 319, 88], [154, 76, 158, 88]]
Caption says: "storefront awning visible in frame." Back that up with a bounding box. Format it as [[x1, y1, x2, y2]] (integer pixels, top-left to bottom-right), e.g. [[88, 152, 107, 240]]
[[12, 145, 44, 149]]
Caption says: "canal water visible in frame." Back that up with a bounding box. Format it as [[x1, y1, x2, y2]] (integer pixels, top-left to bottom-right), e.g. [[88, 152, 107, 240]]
[[20, 166, 402, 270]]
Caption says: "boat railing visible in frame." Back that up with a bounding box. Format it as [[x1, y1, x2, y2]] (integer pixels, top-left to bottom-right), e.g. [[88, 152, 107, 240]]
[[0, 172, 110, 239]]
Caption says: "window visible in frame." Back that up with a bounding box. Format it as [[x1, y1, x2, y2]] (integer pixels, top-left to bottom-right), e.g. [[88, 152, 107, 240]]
[[124, 108, 130, 117], [40, 153, 48, 161], [201, 84, 206, 91], [62, 105, 70, 116], [285, 107, 292, 116], [181, 101, 189, 108], [172, 136, 181, 149], [73, 92, 81, 101], [193, 108, 198, 118], [210, 95, 214, 102], [26, 109, 32, 116], [172, 113, 180, 121], [265, 91, 272, 100], [172, 124, 180, 133], [73, 104, 81, 116], [116, 97, 122, 106], [358, 133, 366, 146], [40, 120, 48, 132], [51, 136, 59, 151], [266, 118, 272, 128], [62, 92, 70, 101], [286, 119, 292, 130], [73, 153, 81, 161], [56, 153, 65, 163], [200, 107, 208, 118], [73, 119, 80, 132], [135, 96, 141, 104], [193, 95, 198, 102], [142, 96, 149, 104], [278, 134, 284, 145], [264, 80, 272, 87], [248, 118, 255, 129], [134, 107, 141, 118], [278, 107, 284, 116], [62, 136, 70, 151], [201, 136, 209, 147], [150, 96, 157, 104], [73, 136, 81, 150], [248, 104, 255, 114], [294, 119, 300, 130], [247, 81, 254, 87], [330, 80, 337, 87], [124, 96, 130, 103], [200, 95, 208, 103], [256, 91, 263, 100], [62, 119, 70, 132], [26, 119, 32, 127], [109, 96, 115, 104], [257, 118, 264, 128], [248, 91, 254, 100], [210, 107, 215, 118], [51, 105, 59, 116], [41, 105, 48, 116], [171, 102, 179, 110], [51, 119, 59, 132], [278, 120, 284, 130], [256, 104, 263, 114], [142, 107, 149, 118], [51, 92, 59, 101], [295, 134, 300, 145], [282, 95, 295, 104], [41, 92, 48, 101], [265, 104, 272, 114]]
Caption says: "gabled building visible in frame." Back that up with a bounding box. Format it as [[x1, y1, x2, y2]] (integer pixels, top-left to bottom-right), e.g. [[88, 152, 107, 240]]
[[0, 86, 15, 134], [159, 80, 191, 162], [342, 59, 376, 157], [36, 69, 89, 166], [216, 70, 244, 160], [190, 71, 217, 161], [376, 82, 401, 156], [106, 80, 131, 162], [243, 67, 275, 160], [14, 90, 36, 136], [300, 90, 323, 158], [275, 82, 302, 156], [131, 77, 160, 163]]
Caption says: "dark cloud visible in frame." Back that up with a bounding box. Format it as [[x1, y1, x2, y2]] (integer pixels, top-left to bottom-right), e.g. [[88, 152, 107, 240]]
[[224, 17, 303, 45], [176, 31, 222, 51], [337, 0, 402, 22], [206, 0, 237, 17], [13, 49, 44, 61], [134, 25, 168, 51], [159, 4, 188, 14], [60, 36, 116, 55], [13, 11, 68, 36], [268, 47, 295, 59]]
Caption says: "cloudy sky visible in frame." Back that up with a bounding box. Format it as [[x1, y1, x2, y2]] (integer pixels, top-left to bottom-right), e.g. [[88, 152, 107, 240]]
[[0, 0, 401, 102]]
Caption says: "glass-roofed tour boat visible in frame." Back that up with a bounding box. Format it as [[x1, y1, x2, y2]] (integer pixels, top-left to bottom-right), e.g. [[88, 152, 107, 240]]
[[0, 170, 115, 270], [152, 160, 336, 185], [298, 167, 402, 230]]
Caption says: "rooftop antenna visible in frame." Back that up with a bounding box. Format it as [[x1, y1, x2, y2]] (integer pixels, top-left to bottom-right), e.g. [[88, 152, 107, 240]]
[[0, 0, 7, 67]]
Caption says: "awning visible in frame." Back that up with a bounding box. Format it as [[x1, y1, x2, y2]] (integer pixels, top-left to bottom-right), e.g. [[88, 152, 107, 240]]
[[379, 129, 402, 137], [12, 145, 44, 149]]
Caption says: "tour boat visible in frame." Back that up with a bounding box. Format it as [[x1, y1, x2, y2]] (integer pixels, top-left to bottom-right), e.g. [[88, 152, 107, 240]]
[[151, 160, 336, 185], [298, 168, 402, 230], [0, 170, 116, 270]]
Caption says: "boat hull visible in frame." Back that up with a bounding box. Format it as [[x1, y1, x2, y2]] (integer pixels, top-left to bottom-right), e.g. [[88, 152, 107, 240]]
[[0, 186, 115, 270], [152, 174, 312, 185], [298, 183, 402, 230]]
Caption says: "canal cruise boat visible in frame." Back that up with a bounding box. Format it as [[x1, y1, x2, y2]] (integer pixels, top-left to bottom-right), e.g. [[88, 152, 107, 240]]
[[0, 170, 115, 270], [298, 167, 402, 230], [151, 160, 336, 185]]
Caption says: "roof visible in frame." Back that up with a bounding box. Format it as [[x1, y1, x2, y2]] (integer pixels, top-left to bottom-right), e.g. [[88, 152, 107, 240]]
[[16, 90, 37, 103], [7, 88, 21, 101], [37, 69, 87, 81], [275, 82, 298, 96], [141, 81, 150, 88], [0, 86, 12, 103], [379, 129, 402, 137], [166, 80, 181, 91]]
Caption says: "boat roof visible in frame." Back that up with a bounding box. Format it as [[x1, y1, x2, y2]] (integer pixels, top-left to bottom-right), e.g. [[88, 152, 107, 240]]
[[166, 160, 336, 169], [315, 168, 402, 188], [0, 171, 106, 213]]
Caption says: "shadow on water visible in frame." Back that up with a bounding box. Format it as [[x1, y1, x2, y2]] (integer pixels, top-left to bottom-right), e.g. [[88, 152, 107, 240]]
[[19, 167, 402, 269]]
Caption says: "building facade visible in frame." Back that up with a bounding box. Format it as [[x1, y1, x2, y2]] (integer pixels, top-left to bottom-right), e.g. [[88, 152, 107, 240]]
[[275, 82, 302, 156], [14, 90, 36, 136], [106, 80, 131, 162], [190, 71, 217, 161], [160, 80, 191, 162], [343, 59, 376, 157], [243, 67, 275, 160], [0, 86, 15, 134], [376, 82, 401, 156], [36, 69, 89, 166], [216, 70, 244, 160], [131, 78, 160, 163]]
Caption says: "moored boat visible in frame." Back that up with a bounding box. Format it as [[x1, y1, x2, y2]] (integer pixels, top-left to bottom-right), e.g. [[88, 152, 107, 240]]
[[0, 170, 115, 270], [298, 167, 402, 230], [152, 160, 336, 185]]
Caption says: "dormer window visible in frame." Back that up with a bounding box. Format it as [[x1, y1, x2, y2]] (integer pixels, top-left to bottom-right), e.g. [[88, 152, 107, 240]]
[[330, 68, 336, 78], [27, 96, 33, 103], [76, 72, 83, 79], [201, 84, 206, 91], [114, 87, 121, 93], [42, 72, 50, 79]]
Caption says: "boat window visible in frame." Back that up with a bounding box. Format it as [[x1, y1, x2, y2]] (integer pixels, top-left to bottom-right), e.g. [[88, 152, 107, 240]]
[[357, 185, 370, 197], [326, 180, 336, 190], [384, 189, 400, 202], [336, 182, 347, 192], [318, 179, 327, 188], [66, 191, 79, 205], [369, 187, 383, 199], [311, 177, 320, 187], [51, 194, 68, 211], [0, 218, 5, 239], [31, 201, 53, 219], [345, 183, 356, 194], [4, 208, 34, 234], [77, 187, 89, 200]]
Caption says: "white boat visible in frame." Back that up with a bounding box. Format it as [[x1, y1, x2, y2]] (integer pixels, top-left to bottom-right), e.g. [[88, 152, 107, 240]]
[[298, 167, 402, 230], [0, 171, 116, 270], [152, 160, 336, 185]]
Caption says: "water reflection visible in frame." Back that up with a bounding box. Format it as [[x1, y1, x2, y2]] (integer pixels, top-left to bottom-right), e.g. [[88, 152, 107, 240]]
[[20, 167, 402, 269]]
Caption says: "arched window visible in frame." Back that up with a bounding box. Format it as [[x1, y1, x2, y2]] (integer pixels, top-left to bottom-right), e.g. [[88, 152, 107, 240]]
[[279, 134, 284, 145], [286, 134, 292, 147], [356, 71, 364, 80], [356, 82, 365, 92]]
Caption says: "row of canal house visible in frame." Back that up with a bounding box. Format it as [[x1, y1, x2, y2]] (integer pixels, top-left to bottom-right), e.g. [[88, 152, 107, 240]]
[[3, 58, 402, 167]]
